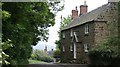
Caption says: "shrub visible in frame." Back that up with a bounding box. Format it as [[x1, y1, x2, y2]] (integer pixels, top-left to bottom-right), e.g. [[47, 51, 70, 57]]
[[88, 37, 120, 65], [30, 49, 53, 62]]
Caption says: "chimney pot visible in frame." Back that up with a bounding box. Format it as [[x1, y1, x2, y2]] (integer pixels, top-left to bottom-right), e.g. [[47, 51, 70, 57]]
[[84, 0, 87, 5], [76, 6, 77, 10]]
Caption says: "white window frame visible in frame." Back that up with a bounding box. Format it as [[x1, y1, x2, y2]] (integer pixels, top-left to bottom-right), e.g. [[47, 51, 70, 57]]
[[84, 44, 89, 52], [85, 24, 89, 34], [74, 42, 77, 59], [70, 29, 73, 37], [62, 32, 65, 38], [74, 32, 78, 42], [70, 45, 73, 51], [63, 46, 65, 52]]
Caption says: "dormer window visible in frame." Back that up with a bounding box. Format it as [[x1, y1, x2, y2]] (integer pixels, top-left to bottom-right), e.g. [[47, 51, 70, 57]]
[[84, 43, 89, 53], [62, 32, 65, 38], [74, 32, 78, 42], [85, 24, 89, 34]]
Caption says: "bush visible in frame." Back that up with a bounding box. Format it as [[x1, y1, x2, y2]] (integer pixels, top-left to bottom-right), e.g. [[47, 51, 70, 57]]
[[30, 49, 53, 62], [53, 49, 61, 62], [88, 37, 120, 65], [53, 49, 60, 58]]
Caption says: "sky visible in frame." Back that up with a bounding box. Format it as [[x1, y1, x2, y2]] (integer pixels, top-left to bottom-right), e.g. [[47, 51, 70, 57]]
[[33, 0, 108, 51]]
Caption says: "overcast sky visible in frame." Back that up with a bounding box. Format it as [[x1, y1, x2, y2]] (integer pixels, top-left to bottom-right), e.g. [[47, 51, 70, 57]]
[[33, 0, 108, 51]]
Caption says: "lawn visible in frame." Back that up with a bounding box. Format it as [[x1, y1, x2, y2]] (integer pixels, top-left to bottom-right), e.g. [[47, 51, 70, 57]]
[[28, 59, 49, 64]]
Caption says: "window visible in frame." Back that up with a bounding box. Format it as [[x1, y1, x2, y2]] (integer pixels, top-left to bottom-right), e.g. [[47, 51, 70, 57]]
[[70, 29, 73, 37], [84, 44, 89, 52], [74, 32, 78, 42], [62, 32, 65, 38], [63, 46, 65, 52], [70, 45, 73, 51], [74, 43, 77, 59], [85, 24, 89, 34]]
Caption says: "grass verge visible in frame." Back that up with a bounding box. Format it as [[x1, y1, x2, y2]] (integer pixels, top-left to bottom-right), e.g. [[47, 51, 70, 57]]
[[28, 59, 48, 64]]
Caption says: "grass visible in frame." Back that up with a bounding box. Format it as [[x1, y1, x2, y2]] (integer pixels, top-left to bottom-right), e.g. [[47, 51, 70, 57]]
[[28, 59, 49, 64]]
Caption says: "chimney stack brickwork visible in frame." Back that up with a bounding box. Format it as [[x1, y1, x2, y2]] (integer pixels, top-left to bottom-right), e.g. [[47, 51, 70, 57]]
[[72, 7, 78, 20], [79, 1, 88, 16], [71, 1, 88, 20], [44, 46, 47, 52], [79, 5, 88, 16]]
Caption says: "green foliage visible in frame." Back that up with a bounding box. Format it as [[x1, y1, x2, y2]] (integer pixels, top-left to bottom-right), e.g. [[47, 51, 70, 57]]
[[2, 11, 11, 20], [55, 39, 61, 50], [89, 19, 120, 64], [2, 39, 13, 50], [53, 49, 60, 58], [30, 49, 53, 62], [61, 15, 72, 29], [89, 37, 120, 65], [55, 15, 72, 50], [0, 39, 13, 65], [0, 4, 12, 65], [2, 2, 64, 65], [48, 0, 65, 14], [28, 59, 48, 64], [53, 49, 60, 62]]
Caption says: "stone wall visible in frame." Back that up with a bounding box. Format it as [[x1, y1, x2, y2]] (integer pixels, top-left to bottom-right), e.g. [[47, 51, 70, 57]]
[[94, 22, 107, 45], [96, 2, 118, 37], [61, 21, 96, 64]]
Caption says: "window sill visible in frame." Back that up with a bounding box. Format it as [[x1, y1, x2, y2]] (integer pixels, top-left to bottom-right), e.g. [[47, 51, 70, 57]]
[[85, 33, 89, 36], [84, 50, 88, 53]]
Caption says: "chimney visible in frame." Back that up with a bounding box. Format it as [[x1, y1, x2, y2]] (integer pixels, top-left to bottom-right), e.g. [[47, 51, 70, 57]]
[[44, 46, 47, 52], [79, 0, 88, 16], [72, 6, 78, 20], [51, 49, 53, 51]]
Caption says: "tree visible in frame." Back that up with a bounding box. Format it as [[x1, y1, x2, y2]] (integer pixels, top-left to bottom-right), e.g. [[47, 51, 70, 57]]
[[30, 49, 53, 62], [2, 2, 64, 65], [55, 15, 72, 50], [0, 3, 12, 65], [55, 15, 71, 62], [53, 49, 60, 58], [60, 15, 71, 29], [1, 39, 13, 65], [88, 37, 120, 65]]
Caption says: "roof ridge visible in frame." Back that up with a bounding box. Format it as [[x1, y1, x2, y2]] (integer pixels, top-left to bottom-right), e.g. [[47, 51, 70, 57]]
[[79, 3, 108, 19]]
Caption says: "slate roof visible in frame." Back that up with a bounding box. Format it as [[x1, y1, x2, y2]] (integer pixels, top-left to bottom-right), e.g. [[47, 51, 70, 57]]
[[62, 3, 109, 30]]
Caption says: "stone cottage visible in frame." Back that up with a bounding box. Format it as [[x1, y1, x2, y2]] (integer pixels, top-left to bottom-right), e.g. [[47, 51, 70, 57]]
[[60, 1, 119, 64]]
